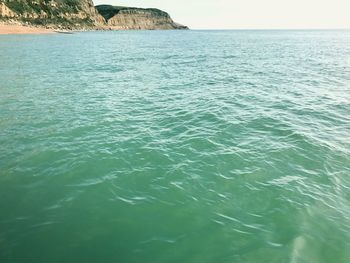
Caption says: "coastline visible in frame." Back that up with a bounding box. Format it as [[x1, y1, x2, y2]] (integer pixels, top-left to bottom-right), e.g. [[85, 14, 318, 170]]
[[0, 24, 187, 35], [0, 23, 54, 35]]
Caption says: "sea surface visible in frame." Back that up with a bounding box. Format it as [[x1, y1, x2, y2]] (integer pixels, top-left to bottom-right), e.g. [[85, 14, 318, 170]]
[[1, 30, 350, 263]]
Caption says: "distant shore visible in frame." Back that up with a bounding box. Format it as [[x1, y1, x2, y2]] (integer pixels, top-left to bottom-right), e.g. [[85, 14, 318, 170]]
[[0, 24, 54, 35], [0, 23, 186, 35]]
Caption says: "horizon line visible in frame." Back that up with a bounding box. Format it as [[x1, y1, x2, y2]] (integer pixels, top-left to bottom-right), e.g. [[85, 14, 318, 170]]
[[187, 27, 350, 31]]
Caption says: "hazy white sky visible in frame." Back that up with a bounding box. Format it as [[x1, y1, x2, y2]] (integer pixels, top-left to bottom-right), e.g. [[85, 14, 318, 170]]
[[93, 0, 350, 29]]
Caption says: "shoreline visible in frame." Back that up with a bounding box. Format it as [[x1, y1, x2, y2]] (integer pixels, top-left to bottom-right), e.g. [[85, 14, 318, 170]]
[[0, 24, 55, 35], [0, 20, 189, 35]]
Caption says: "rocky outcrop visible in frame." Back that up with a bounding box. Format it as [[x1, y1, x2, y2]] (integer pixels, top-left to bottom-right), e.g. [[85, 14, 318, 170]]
[[96, 5, 188, 30], [0, 0, 105, 28], [0, 1, 188, 30], [0, 3, 16, 18]]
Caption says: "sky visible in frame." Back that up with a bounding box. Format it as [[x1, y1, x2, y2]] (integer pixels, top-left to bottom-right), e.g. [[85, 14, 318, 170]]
[[93, 0, 350, 29]]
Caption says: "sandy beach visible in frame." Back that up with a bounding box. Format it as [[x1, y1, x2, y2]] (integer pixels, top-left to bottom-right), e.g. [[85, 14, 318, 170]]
[[0, 24, 54, 34]]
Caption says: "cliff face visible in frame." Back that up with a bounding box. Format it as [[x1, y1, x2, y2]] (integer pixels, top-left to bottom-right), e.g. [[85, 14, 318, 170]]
[[0, 0, 105, 28], [96, 5, 188, 30], [0, 1, 188, 30], [0, 2, 16, 17]]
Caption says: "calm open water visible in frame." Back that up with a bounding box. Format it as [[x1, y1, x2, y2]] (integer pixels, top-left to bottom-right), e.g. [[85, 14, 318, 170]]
[[1, 30, 350, 263]]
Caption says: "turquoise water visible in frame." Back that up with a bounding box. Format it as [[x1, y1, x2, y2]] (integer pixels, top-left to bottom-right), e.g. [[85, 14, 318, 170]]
[[1, 30, 350, 263]]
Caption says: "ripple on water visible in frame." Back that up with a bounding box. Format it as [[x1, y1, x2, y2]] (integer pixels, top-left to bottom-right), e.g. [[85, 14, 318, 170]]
[[0, 30, 350, 263]]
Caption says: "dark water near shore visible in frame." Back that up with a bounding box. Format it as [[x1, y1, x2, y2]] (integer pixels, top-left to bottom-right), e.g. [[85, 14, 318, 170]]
[[1, 30, 350, 263]]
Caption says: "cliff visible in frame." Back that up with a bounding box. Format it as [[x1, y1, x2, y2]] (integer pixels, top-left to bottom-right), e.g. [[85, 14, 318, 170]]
[[96, 5, 188, 30], [0, 1, 188, 30], [0, 0, 104, 29]]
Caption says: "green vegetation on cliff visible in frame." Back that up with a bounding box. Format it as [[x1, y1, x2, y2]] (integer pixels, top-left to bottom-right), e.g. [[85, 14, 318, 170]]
[[0, 0, 104, 28], [96, 5, 188, 30], [0, 0, 188, 30]]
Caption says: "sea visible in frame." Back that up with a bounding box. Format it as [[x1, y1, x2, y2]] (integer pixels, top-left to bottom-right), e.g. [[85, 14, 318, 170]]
[[0, 30, 350, 263]]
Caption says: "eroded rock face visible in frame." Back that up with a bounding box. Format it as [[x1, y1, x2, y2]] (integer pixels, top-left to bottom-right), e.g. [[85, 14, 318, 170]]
[[0, 3, 16, 18], [0, 1, 188, 30], [96, 5, 188, 30], [0, 0, 105, 28]]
